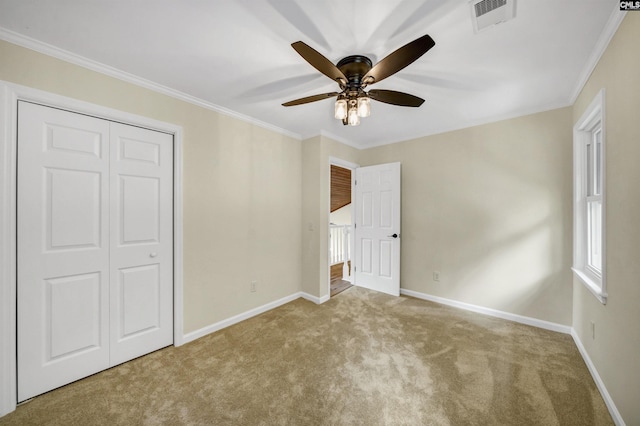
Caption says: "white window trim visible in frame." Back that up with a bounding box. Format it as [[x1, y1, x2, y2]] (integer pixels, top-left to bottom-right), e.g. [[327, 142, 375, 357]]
[[572, 88, 607, 304]]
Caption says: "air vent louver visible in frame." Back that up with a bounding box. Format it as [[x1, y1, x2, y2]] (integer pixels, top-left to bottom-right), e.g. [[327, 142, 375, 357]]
[[471, 0, 515, 33], [474, 0, 507, 18]]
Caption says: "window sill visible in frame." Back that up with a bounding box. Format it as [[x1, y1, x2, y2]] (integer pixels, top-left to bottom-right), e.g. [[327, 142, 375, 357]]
[[572, 267, 607, 304]]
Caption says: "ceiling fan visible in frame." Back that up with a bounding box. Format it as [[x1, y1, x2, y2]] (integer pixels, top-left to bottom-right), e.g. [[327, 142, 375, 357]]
[[282, 34, 435, 126]]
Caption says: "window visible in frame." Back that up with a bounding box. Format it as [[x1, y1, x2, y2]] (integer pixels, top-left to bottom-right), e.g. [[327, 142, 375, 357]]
[[573, 89, 606, 304]]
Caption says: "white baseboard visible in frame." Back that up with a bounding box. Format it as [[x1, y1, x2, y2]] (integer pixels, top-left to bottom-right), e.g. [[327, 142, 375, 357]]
[[182, 292, 302, 344], [400, 289, 572, 334], [183, 287, 624, 425], [301, 292, 330, 305], [401, 289, 624, 424], [571, 329, 625, 426], [181, 291, 332, 344]]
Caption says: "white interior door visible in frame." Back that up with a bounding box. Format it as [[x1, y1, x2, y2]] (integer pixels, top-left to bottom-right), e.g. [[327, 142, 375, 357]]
[[17, 102, 173, 401], [17, 102, 111, 401], [354, 162, 401, 296], [109, 123, 173, 365]]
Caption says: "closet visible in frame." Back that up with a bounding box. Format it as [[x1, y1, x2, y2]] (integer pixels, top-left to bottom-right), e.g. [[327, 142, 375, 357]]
[[17, 101, 174, 401]]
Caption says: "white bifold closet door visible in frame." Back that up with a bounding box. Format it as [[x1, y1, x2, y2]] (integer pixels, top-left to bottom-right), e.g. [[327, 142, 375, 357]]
[[17, 101, 173, 402]]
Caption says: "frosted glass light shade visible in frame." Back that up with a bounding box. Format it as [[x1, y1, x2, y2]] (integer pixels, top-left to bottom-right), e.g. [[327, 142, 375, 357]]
[[334, 99, 347, 120], [348, 107, 360, 126], [357, 97, 371, 117]]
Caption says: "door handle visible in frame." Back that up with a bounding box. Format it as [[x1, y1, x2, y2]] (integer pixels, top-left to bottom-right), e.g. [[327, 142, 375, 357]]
[[387, 233, 399, 239], [150, 252, 158, 258]]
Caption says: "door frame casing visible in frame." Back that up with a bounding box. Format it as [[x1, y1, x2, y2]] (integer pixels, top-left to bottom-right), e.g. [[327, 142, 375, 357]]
[[327, 157, 359, 298], [0, 80, 185, 417]]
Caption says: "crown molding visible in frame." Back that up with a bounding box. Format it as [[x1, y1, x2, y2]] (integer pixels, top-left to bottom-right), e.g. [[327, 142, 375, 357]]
[[363, 98, 572, 149], [569, 9, 626, 104], [308, 97, 571, 151], [1, 5, 624, 151], [0, 27, 301, 141], [316, 130, 363, 150]]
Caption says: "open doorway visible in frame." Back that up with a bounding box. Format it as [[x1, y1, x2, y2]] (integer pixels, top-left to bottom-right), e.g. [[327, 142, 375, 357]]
[[329, 163, 354, 297]]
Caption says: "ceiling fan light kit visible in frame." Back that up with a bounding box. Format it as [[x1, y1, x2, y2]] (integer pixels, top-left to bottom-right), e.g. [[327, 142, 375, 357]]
[[357, 97, 370, 118], [348, 105, 360, 126], [334, 98, 347, 120], [283, 34, 435, 127]]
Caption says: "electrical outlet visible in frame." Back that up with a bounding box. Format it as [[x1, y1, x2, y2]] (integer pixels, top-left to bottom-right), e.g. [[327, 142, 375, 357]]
[[591, 321, 595, 339], [250, 281, 257, 292], [433, 271, 440, 282]]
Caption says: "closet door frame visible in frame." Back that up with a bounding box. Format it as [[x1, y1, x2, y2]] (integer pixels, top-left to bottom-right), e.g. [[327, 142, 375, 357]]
[[0, 81, 185, 417]]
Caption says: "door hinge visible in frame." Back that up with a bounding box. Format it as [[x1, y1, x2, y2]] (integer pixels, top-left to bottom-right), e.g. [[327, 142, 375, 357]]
[[354, 223, 356, 229], [355, 179, 357, 185]]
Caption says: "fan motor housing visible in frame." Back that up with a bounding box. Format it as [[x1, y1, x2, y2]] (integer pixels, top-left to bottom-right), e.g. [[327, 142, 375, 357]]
[[336, 55, 372, 88]]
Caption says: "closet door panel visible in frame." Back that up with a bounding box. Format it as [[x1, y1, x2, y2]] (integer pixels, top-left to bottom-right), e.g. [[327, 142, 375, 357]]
[[17, 102, 174, 401], [17, 102, 110, 402], [109, 123, 173, 365]]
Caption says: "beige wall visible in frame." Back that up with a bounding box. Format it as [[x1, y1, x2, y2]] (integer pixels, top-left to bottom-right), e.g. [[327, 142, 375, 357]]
[[572, 13, 640, 425], [0, 40, 302, 334], [359, 107, 574, 325], [301, 135, 359, 299], [3, 14, 638, 421], [330, 204, 351, 225], [301, 136, 323, 297]]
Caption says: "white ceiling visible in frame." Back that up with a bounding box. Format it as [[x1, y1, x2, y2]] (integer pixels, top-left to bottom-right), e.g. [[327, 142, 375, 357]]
[[0, 0, 619, 148]]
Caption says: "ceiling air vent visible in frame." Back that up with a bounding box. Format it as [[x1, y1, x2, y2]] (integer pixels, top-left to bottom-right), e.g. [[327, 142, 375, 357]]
[[470, 0, 516, 33]]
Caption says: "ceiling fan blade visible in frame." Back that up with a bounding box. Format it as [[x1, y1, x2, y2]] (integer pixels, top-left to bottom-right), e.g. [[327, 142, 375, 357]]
[[282, 92, 340, 106], [362, 34, 435, 85], [291, 41, 347, 85], [368, 89, 424, 107]]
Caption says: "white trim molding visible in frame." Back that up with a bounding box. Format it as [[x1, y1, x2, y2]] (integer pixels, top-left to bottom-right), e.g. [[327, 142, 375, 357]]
[[183, 292, 329, 344], [328, 157, 359, 171], [328, 157, 359, 297], [0, 28, 301, 142], [569, 9, 627, 104], [0, 80, 185, 417], [183, 293, 304, 344], [400, 289, 572, 334], [400, 289, 626, 422], [301, 292, 331, 305], [573, 88, 607, 304], [364, 99, 573, 149], [571, 329, 625, 426], [316, 130, 361, 150], [172, 127, 185, 347], [0, 82, 18, 418]]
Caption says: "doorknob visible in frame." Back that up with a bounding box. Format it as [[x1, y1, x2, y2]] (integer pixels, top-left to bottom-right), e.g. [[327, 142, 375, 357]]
[[150, 252, 158, 258], [388, 233, 399, 239]]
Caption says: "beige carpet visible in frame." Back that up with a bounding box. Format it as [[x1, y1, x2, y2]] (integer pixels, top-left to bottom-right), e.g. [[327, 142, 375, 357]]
[[1, 287, 613, 425]]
